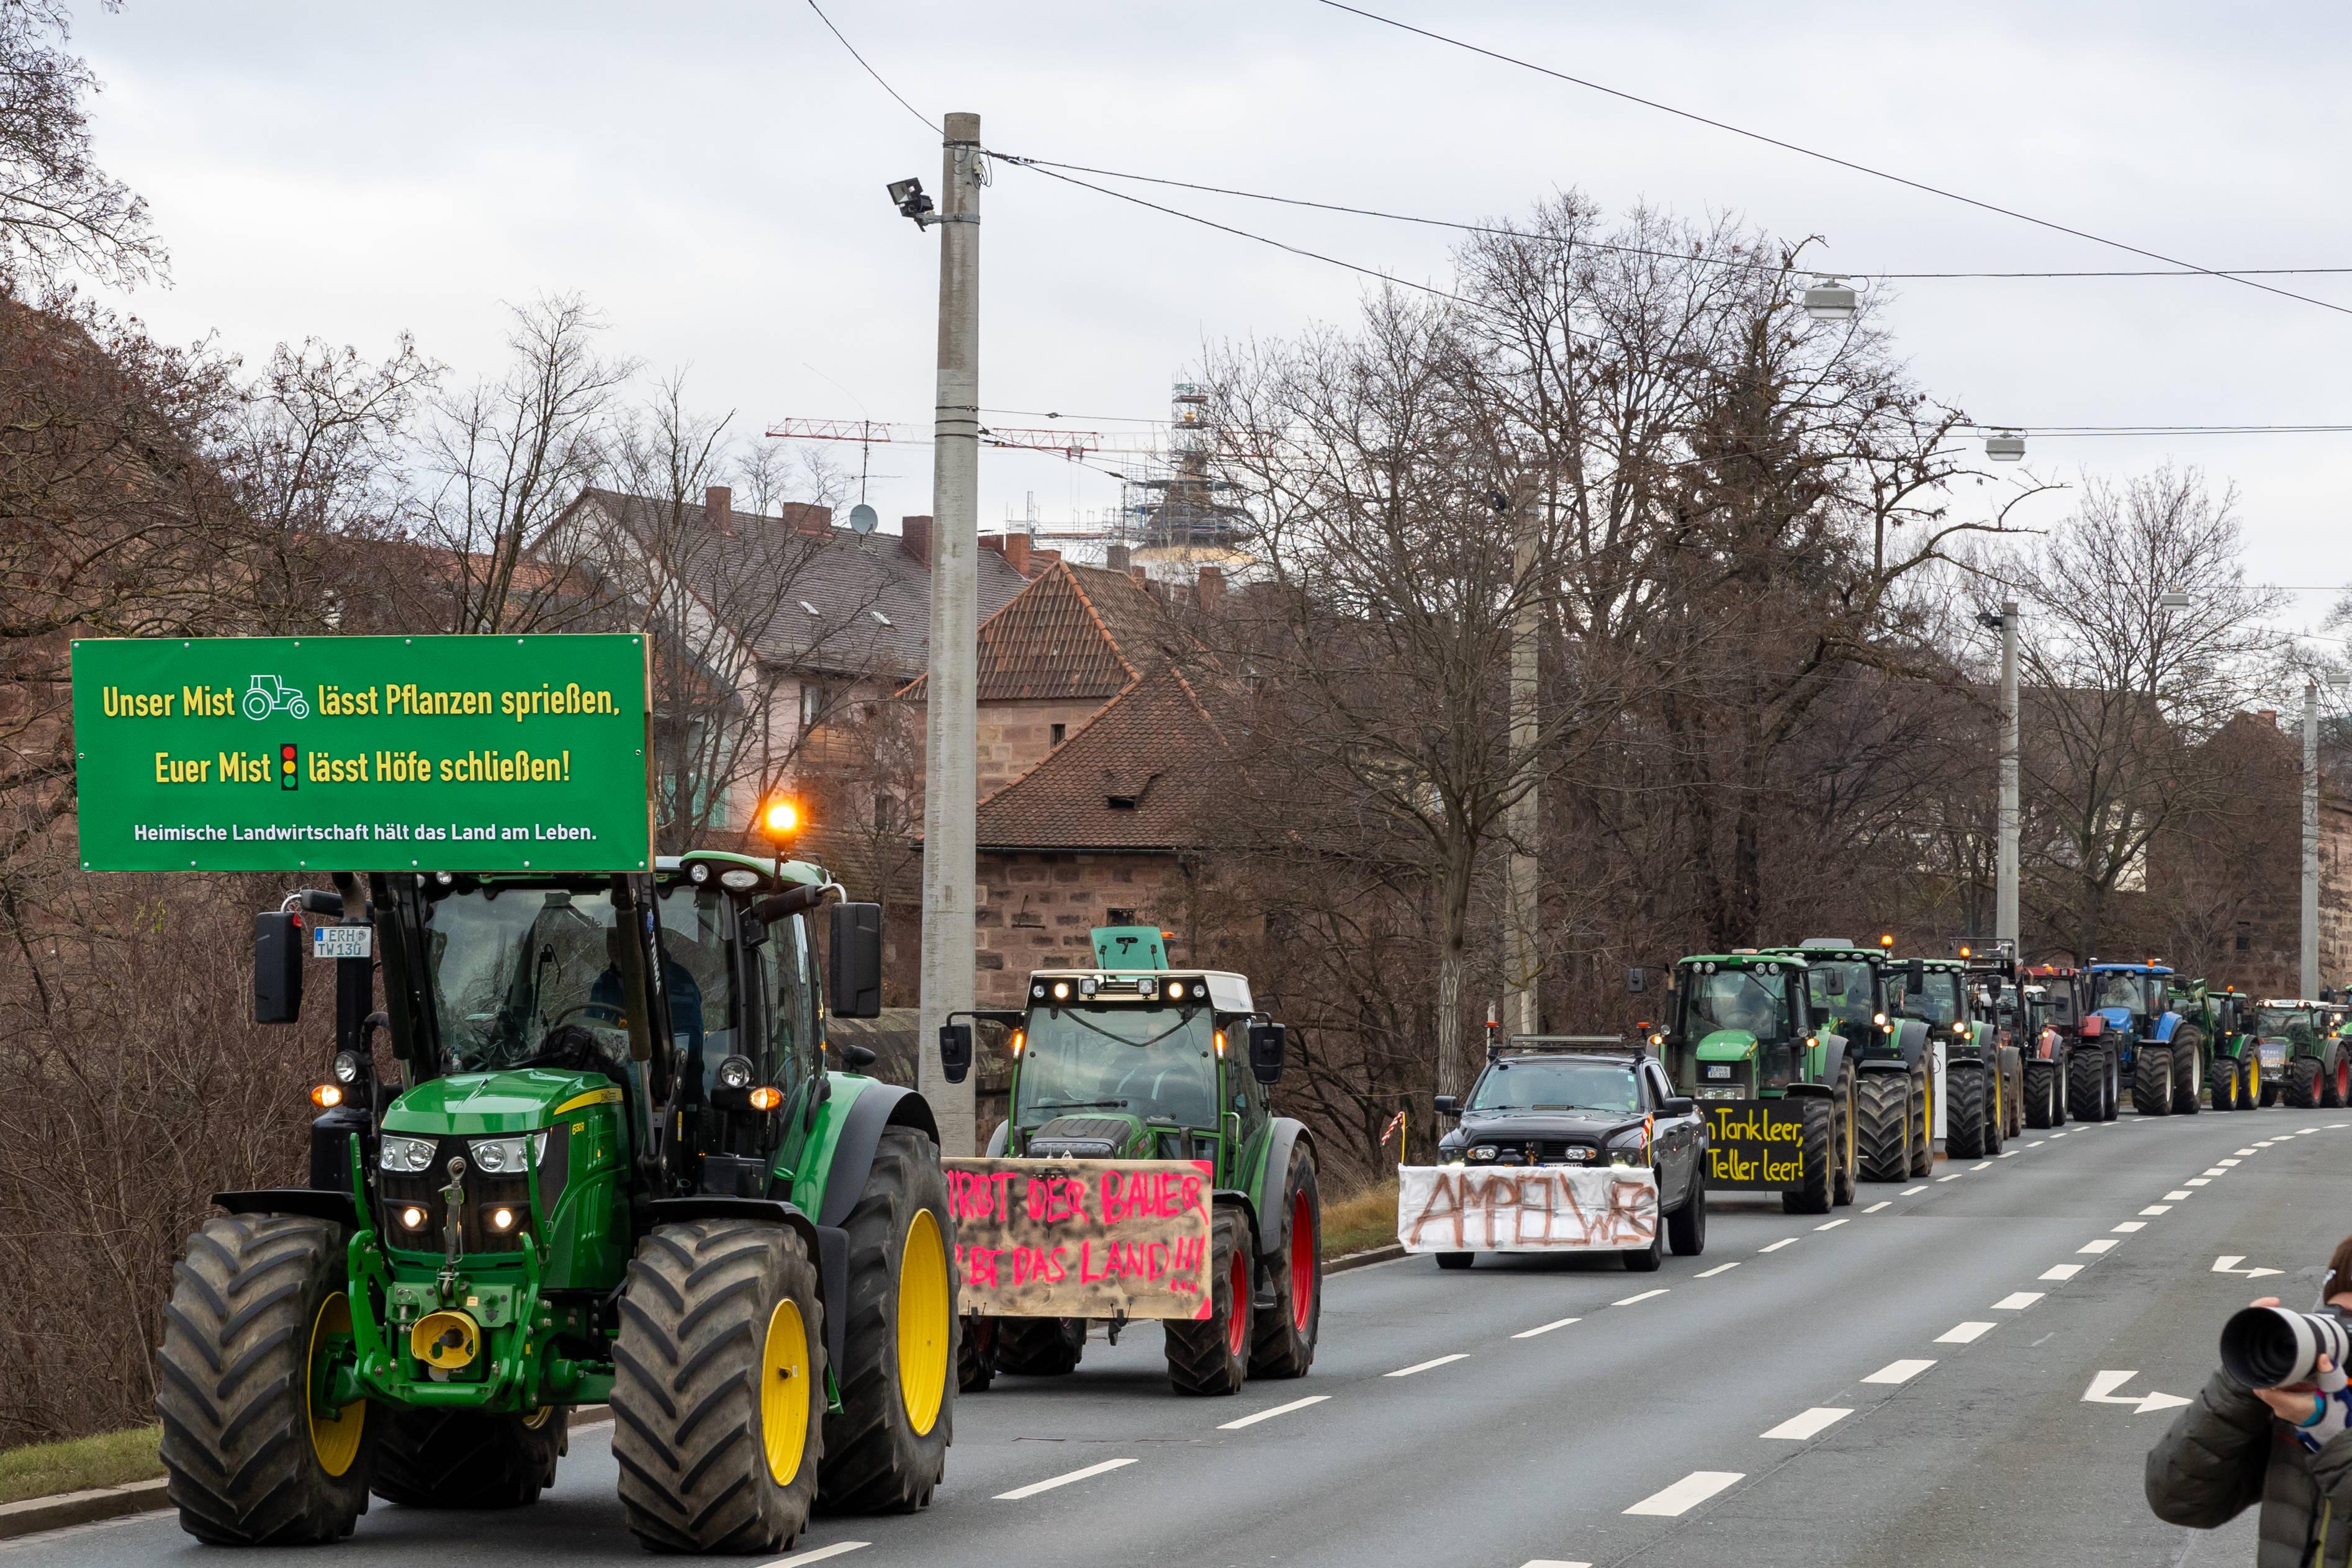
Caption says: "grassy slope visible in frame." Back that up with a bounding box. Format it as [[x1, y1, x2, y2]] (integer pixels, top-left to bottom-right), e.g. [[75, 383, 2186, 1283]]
[[0, 1426, 163, 1505], [1319, 1176, 1399, 1259]]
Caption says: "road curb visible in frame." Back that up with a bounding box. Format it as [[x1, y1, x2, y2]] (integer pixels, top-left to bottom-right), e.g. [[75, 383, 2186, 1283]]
[[0, 1477, 170, 1540], [1327, 1243, 1405, 1273]]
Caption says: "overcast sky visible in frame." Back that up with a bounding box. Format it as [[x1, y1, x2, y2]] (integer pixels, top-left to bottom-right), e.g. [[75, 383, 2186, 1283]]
[[74, 1, 2352, 641]]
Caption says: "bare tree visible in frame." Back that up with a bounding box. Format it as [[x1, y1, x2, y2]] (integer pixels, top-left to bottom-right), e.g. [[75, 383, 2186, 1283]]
[[0, 1, 163, 289]]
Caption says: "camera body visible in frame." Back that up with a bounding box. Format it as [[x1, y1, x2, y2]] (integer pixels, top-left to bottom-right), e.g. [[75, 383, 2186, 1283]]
[[2221, 1305, 2352, 1389]]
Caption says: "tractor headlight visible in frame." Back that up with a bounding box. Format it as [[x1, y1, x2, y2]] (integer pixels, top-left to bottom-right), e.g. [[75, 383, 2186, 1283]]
[[1952, 1022, 1967, 1036], [379, 1133, 436, 1174], [1873, 1012, 1888, 1028], [331, 1050, 364, 1085], [468, 1133, 546, 1174], [397, 1205, 428, 1229], [716, 1054, 755, 1091]]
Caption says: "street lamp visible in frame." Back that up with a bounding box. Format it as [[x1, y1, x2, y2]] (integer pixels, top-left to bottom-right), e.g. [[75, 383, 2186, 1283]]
[[2158, 590, 2191, 615], [885, 177, 935, 227], [1985, 430, 2026, 462], [1803, 276, 1858, 322]]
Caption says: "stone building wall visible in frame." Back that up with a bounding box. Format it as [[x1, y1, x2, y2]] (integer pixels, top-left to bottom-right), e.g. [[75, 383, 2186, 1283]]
[[975, 699, 1102, 797], [970, 850, 1194, 1007]]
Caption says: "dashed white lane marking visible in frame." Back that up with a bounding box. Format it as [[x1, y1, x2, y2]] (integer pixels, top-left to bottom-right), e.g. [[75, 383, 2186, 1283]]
[[2186, 1178, 2212, 1187], [2166, 1189, 2194, 1201], [2217, 1158, 2242, 1167], [2201, 1167, 2231, 1176], [1513, 1317, 1582, 1340], [765, 1543, 872, 1567], [1613, 1289, 1670, 1307], [1695, 1263, 1741, 1279], [2113, 1221, 2147, 1233], [1625, 1471, 1745, 1516], [1863, 1201, 1892, 1214], [1219, 1395, 1329, 1429], [2042, 1264, 2084, 1281], [2235, 1148, 2258, 1156], [2051, 1131, 2068, 1138], [2079, 1238, 2120, 1255], [2027, 1140, 2045, 1148], [2142, 1205, 2173, 1215], [1517, 1560, 1593, 1568], [2299, 1127, 2320, 1134], [1386, 1354, 1470, 1377], [996, 1458, 1138, 1500], [1902, 1185, 1927, 1195], [1994, 1291, 2044, 1310], [1971, 1161, 1993, 1171], [1998, 1150, 2018, 1158], [1816, 1219, 1849, 1231], [1936, 1174, 1963, 1183], [1864, 1358, 1937, 1385], [2256, 1140, 2279, 1147], [1759, 1238, 1798, 1253], [1937, 1321, 1996, 1344], [1762, 1407, 1852, 1440], [2331, 1124, 2350, 1130]]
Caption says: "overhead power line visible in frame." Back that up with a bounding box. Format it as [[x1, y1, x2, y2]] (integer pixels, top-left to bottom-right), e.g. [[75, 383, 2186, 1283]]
[[801, 0, 938, 134], [1312, 0, 2352, 321]]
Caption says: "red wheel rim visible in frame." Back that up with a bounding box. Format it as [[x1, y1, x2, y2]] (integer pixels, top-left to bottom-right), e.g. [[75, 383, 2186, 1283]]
[[2337, 1059, 2348, 1102], [1289, 1190, 1315, 1332], [1225, 1248, 1250, 1356]]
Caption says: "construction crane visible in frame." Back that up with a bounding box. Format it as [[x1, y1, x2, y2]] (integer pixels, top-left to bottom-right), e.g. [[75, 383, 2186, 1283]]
[[764, 418, 1168, 462]]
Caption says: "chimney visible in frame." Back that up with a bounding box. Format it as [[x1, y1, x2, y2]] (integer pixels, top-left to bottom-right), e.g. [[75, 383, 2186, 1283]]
[[704, 485, 732, 533], [1004, 533, 1032, 576], [901, 515, 932, 565], [1196, 564, 1225, 609], [1105, 543, 1130, 571], [979, 533, 1007, 556], [2259, 708, 2279, 724], [1129, 565, 1150, 593]]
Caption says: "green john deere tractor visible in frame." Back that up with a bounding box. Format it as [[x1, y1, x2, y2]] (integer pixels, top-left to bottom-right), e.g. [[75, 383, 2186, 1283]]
[[2183, 985, 2259, 1111], [1764, 941, 1934, 1183], [942, 926, 1318, 1397], [1889, 956, 2013, 1159], [156, 852, 957, 1552], [1657, 950, 1855, 1214]]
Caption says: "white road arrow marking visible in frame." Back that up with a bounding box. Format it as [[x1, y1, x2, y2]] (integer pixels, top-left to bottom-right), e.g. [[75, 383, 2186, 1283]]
[[2213, 1256, 2284, 1279], [2083, 1370, 2192, 1415]]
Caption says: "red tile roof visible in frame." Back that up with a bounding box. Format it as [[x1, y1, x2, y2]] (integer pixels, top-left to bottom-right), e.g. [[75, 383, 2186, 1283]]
[[974, 668, 1229, 851], [908, 560, 1190, 703]]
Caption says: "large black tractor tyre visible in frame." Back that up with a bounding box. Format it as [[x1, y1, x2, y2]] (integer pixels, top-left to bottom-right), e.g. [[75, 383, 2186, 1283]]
[[2261, 1075, 2282, 1108], [2024, 1061, 2058, 1129], [819, 1127, 957, 1515], [612, 1220, 826, 1554], [156, 1213, 377, 1546], [2132, 1046, 2174, 1117], [1666, 1166, 1708, 1257], [1855, 1071, 1913, 1182], [2004, 1060, 2024, 1138], [371, 1407, 566, 1509], [1831, 1070, 1858, 1206], [2243, 1053, 2266, 1111], [994, 1316, 1087, 1375], [2171, 1030, 2205, 1115], [2101, 1048, 2123, 1120], [1250, 1145, 1322, 1379], [2051, 1055, 2069, 1125], [2068, 1048, 2102, 1121], [957, 1315, 997, 1393], [2286, 1055, 2322, 1110], [1782, 1096, 1837, 1215], [1908, 1060, 1934, 1178], [1984, 1065, 2006, 1155], [2325, 1050, 2351, 1111], [1166, 1207, 1252, 1395], [1947, 1066, 1988, 1158]]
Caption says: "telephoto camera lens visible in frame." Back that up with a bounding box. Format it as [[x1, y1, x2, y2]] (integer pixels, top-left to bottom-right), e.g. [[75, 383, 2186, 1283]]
[[2220, 1305, 2352, 1388]]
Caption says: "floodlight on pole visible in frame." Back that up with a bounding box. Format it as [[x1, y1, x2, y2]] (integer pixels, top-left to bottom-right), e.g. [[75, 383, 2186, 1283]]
[[886, 177, 936, 227], [2158, 590, 2192, 615], [1985, 430, 2026, 462], [1803, 276, 1858, 322]]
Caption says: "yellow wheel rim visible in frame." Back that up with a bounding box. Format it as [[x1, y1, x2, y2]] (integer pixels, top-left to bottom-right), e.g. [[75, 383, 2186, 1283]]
[[306, 1292, 365, 1477], [759, 1299, 811, 1486], [896, 1209, 950, 1436]]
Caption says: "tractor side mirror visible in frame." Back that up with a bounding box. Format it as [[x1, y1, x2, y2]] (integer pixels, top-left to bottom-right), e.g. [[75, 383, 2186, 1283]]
[[255, 912, 304, 1024], [1627, 966, 1646, 993], [1810, 1006, 1832, 1028], [1906, 958, 1925, 991], [937, 1022, 973, 1085], [1433, 1094, 1460, 1117], [1247, 1021, 1286, 1084], [839, 1042, 878, 1073], [826, 902, 883, 1019]]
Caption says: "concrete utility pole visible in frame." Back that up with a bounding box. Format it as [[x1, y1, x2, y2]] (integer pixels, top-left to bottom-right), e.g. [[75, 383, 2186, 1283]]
[[2304, 678, 2320, 999], [1997, 601, 2020, 955], [1504, 494, 1541, 1037], [917, 111, 981, 1154]]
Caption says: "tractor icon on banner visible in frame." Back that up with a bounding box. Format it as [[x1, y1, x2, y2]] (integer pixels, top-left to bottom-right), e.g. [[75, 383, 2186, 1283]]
[[240, 674, 309, 721]]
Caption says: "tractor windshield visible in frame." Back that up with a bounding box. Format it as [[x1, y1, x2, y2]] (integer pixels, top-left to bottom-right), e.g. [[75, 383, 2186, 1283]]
[[1014, 1005, 1217, 1131], [2255, 1007, 2315, 1040], [2089, 971, 2156, 1016], [1891, 970, 1962, 1025], [2035, 985, 2079, 1026], [1802, 960, 1877, 1039], [421, 884, 638, 1075], [1682, 970, 1791, 1042], [1468, 1058, 1640, 1114]]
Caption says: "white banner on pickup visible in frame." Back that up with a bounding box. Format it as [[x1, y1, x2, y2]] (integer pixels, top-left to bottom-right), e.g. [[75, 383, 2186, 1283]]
[[1395, 1165, 1657, 1253]]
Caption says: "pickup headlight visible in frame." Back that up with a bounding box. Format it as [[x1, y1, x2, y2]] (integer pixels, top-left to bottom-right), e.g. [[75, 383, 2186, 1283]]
[[469, 1133, 548, 1174], [1466, 1145, 1498, 1163], [379, 1133, 436, 1174], [1605, 1130, 1650, 1167]]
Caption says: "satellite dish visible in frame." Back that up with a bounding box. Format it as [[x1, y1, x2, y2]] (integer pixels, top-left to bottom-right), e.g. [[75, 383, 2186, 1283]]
[[849, 503, 878, 536]]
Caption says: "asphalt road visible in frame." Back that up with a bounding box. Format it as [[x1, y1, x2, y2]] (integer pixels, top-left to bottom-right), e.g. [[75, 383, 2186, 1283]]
[[13, 1103, 2342, 1568]]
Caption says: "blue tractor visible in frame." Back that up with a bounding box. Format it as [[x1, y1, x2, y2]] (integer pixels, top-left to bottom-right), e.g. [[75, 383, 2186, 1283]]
[[2081, 962, 2204, 1116]]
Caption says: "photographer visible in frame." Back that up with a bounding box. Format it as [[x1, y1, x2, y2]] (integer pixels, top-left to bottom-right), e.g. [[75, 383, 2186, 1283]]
[[2147, 1235, 2352, 1564]]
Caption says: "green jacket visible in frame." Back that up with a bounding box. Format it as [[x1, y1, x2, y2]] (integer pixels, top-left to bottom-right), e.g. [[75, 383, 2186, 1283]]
[[2147, 1369, 2352, 1566]]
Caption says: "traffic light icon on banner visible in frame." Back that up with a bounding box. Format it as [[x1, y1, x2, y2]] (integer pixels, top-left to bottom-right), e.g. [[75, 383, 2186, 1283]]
[[279, 742, 298, 790]]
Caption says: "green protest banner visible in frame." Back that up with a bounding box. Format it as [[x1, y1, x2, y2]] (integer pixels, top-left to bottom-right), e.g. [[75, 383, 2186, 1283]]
[[72, 635, 654, 873]]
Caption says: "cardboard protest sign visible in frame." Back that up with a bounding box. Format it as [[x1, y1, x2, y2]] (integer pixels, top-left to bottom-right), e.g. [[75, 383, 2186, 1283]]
[[1395, 1165, 1657, 1253], [1701, 1101, 1811, 1189], [945, 1158, 1214, 1320], [71, 634, 654, 873]]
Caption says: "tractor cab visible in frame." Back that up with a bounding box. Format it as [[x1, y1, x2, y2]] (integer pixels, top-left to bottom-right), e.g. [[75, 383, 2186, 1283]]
[[2083, 962, 2174, 1041], [1665, 952, 1819, 1100], [1764, 941, 1896, 1063]]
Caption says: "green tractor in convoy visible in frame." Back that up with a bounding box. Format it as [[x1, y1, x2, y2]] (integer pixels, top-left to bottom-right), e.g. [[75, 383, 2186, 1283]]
[[1656, 950, 1855, 1213], [2261, 997, 2350, 1107], [2179, 985, 2260, 1111], [1763, 941, 1934, 1183], [942, 926, 1320, 1397], [156, 851, 958, 1552], [1890, 956, 2016, 1158]]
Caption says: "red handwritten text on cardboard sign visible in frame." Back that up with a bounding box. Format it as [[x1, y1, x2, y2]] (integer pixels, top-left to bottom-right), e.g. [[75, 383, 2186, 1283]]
[[945, 1157, 1215, 1321], [1394, 1165, 1657, 1253]]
